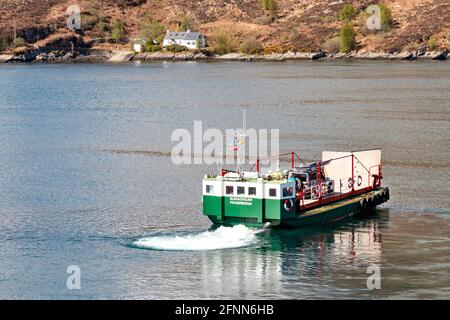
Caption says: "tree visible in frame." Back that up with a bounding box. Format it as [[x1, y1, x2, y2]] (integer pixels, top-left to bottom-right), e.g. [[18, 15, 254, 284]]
[[141, 21, 165, 43], [379, 4, 393, 31], [339, 23, 356, 53], [111, 20, 125, 42], [262, 0, 278, 18], [180, 15, 197, 32], [139, 12, 166, 43], [0, 36, 10, 51], [338, 4, 356, 21]]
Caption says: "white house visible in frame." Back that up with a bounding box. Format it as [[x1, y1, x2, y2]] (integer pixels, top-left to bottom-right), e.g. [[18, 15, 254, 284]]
[[162, 30, 206, 50]]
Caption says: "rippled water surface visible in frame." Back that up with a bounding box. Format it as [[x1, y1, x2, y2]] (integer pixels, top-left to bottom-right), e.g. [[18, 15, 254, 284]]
[[0, 61, 449, 299]]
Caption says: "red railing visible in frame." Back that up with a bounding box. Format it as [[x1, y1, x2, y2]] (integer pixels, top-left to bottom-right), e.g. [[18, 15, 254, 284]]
[[296, 154, 382, 212]]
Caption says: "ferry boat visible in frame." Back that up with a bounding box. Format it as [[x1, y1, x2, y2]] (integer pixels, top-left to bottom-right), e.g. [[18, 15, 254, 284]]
[[202, 148, 389, 228]]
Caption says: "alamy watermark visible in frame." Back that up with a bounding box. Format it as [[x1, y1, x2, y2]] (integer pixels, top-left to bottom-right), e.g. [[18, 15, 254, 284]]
[[366, 5, 382, 31], [66, 265, 81, 290], [366, 264, 381, 290], [170, 110, 280, 166], [66, 5, 81, 31]]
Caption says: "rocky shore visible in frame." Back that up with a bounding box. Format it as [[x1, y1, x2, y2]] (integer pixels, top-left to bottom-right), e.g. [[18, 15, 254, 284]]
[[1, 48, 448, 63]]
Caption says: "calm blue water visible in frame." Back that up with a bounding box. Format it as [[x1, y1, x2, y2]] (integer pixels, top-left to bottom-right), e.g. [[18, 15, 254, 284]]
[[0, 61, 449, 299]]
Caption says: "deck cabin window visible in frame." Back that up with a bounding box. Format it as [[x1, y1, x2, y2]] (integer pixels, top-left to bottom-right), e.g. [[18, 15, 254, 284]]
[[283, 187, 294, 197], [269, 188, 277, 197], [226, 186, 234, 195], [205, 185, 214, 194], [237, 186, 245, 195], [248, 187, 256, 196]]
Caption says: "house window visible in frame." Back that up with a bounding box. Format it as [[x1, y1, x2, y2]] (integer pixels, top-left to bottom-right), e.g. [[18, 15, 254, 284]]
[[269, 188, 277, 197], [237, 186, 245, 195], [283, 187, 294, 197], [205, 185, 214, 194], [226, 186, 234, 195], [248, 187, 256, 196]]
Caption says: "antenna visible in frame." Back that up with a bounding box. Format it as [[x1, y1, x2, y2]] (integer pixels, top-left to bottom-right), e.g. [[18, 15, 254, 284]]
[[235, 109, 247, 173], [243, 108, 246, 134]]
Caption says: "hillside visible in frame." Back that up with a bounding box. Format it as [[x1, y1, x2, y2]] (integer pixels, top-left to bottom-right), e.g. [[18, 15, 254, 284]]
[[0, 0, 449, 54]]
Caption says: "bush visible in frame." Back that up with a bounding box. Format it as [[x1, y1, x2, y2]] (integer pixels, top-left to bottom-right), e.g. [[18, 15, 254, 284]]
[[263, 44, 294, 54], [379, 4, 393, 31], [322, 37, 340, 53], [165, 44, 186, 53], [428, 37, 438, 50], [145, 41, 161, 52], [261, 0, 278, 18], [212, 31, 236, 54], [111, 20, 125, 42], [13, 37, 26, 48], [339, 4, 356, 21], [255, 15, 275, 25], [240, 38, 263, 54], [339, 23, 356, 53], [96, 17, 107, 34]]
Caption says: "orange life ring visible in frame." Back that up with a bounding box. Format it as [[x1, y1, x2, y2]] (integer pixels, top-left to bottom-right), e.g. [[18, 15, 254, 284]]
[[284, 199, 294, 211]]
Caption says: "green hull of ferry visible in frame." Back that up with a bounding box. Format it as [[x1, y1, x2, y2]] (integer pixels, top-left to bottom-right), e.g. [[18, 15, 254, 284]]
[[204, 187, 389, 228]]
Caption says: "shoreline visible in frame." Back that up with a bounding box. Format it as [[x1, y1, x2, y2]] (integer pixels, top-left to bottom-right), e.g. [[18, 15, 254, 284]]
[[1, 49, 448, 64]]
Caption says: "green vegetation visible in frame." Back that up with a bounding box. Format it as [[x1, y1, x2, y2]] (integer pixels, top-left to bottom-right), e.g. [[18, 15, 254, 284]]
[[81, 13, 98, 31], [165, 44, 186, 53], [144, 41, 162, 52], [13, 37, 26, 48], [140, 11, 166, 44], [212, 31, 236, 54], [240, 38, 263, 54], [339, 23, 356, 53], [427, 37, 438, 50], [180, 15, 197, 32], [338, 4, 356, 21], [322, 37, 340, 53], [141, 21, 165, 42], [111, 20, 125, 42], [96, 15, 108, 35], [261, 0, 278, 18], [0, 36, 10, 51], [379, 3, 393, 31]]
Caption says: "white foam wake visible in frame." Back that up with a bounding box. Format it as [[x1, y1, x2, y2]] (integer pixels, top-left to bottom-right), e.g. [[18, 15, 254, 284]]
[[133, 225, 263, 251]]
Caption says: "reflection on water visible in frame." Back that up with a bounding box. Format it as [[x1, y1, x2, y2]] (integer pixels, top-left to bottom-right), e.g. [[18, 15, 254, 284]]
[[193, 210, 449, 299], [196, 212, 386, 299]]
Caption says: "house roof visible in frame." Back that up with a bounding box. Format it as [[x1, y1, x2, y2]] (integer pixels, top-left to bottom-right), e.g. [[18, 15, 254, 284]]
[[164, 31, 203, 41]]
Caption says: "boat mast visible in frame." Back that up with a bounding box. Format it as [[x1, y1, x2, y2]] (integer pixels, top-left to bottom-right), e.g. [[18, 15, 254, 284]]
[[235, 109, 247, 174]]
